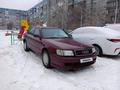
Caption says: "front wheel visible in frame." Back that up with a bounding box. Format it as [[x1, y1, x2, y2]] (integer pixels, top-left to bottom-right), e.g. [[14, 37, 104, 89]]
[[94, 45, 103, 56], [42, 50, 51, 68]]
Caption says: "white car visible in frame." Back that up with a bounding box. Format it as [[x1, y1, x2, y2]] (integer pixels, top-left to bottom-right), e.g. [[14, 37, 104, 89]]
[[71, 27, 120, 56], [104, 24, 120, 31]]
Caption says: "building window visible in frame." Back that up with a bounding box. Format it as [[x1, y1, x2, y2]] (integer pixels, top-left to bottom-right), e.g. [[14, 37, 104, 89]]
[[68, 0, 75, 7]]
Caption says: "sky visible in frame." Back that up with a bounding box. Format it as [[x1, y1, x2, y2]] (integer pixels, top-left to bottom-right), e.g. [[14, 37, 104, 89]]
[[0, 0, 42, 10]]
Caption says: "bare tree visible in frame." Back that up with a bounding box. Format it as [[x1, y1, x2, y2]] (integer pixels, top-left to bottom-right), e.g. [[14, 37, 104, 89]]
[[7, 22, 14, 30], [114, 0, 119, 23]]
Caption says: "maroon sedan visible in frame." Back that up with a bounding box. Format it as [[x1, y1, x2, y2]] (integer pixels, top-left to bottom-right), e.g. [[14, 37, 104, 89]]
[[23, 27, 97, 70]]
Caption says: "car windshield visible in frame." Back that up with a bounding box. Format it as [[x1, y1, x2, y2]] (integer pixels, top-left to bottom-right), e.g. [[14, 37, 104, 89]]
[[42, 28, 69, 38]]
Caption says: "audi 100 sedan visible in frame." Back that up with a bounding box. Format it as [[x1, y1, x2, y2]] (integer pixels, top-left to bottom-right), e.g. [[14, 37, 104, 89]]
[[23, 27, 97, 70]]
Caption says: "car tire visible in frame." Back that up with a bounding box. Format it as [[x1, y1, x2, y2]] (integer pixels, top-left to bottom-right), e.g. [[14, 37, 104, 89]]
[[42, 50, 51, 68], [24, 41, 30, 52], [94, 45, 103, 56]]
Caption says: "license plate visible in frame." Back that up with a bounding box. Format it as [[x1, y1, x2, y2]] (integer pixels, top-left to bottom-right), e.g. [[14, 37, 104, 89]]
[[80, 58, 93, 63]]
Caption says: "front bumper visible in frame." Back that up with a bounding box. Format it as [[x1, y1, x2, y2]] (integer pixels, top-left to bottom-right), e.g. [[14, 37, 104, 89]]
[[50, 53, 97, 70]]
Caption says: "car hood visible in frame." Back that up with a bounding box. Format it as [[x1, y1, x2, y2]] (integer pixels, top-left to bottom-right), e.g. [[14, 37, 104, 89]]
[[44, 38, 92, 50]]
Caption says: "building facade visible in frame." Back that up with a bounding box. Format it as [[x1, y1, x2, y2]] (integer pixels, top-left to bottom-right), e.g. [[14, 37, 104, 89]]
[[106, 0, 120, 23], [24, 0, 115, 30], [46, 0, 108, 29], [67, 0, 86, 29], [27, 0, 68, 29], [45, 0, 108, 29], [27, 0, 48, 28], [47, 0, 68, 29], [0, 8, 27, 30]]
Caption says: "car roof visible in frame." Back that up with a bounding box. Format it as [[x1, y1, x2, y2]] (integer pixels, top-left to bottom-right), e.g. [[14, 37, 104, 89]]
[[75, 26, 118, 32], [34, 27, 61, 30], [105, 23, 120, 26], [104, 24, 120, 31], [77, 26, 109, 30], [73, 26, 120, 36]]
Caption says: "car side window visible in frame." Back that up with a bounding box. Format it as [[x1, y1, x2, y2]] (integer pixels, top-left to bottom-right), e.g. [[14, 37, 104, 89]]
[[27, 28, 35, 35], [34, 28, 40, 36]]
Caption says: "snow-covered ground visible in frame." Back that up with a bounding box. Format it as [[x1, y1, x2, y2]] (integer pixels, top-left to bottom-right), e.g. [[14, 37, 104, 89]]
[[0, 30, 120, 90]]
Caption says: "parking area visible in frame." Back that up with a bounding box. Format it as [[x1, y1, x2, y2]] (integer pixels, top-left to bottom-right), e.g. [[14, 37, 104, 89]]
[[0, 30, 120, 90]]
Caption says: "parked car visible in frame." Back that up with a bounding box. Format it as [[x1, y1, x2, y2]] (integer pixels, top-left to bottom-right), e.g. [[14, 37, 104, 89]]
[[104, 24, 120, 31], [23, 27, 96, 70], [71, 26, 120, 56]]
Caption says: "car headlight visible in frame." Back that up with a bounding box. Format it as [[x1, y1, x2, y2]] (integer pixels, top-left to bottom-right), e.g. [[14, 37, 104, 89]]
[[92, 48, 96, 53], [56, 49, 74, 56]]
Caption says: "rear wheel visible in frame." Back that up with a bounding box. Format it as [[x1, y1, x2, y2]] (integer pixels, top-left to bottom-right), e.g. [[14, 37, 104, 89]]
[[24, 41, 30, 52], [42, 50, 51, 68]]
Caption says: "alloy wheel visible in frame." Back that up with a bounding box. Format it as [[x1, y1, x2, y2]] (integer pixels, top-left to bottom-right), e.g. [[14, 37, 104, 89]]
[[42, 51, 51, 68]]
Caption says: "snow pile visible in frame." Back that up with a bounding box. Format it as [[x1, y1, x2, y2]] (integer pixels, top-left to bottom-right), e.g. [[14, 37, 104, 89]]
[[0, 30, 120, 90]]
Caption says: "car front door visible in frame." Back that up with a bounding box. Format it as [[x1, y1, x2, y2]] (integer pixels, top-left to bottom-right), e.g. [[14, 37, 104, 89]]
[[26, 28, 35, 50], [32, 28, 43, 54]]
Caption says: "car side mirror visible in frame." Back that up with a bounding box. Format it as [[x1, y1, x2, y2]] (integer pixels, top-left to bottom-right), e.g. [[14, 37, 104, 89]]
[[68, 34, 72, 38]]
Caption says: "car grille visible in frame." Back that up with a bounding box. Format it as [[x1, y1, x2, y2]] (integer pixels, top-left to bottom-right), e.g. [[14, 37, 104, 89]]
[[75, 48, 92, 56]]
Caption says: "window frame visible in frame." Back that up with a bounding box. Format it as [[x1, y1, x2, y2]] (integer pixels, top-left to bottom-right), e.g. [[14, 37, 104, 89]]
[[33, 28, 41, 37], [27, 27, 35, 35]]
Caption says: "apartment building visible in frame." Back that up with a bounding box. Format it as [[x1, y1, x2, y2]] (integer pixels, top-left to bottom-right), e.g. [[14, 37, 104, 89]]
[[27, 0, 68, 28], [27, 0, 48, 27], [26, 0, 109, 29], [0, 8, 27, 30], [46, 0, 108, 29]]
